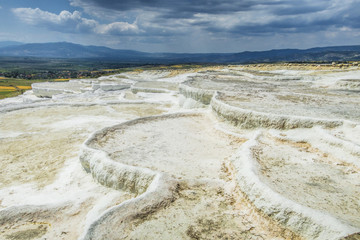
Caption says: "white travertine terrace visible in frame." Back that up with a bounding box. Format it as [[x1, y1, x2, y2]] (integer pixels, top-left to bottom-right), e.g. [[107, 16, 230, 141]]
[[1, 65, 360, 239], [32, 80, 92, 98]]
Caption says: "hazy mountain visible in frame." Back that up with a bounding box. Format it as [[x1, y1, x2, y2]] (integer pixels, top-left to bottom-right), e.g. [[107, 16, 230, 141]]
[[0, 42, 359, 63], [0, 42, 150, 60], [0, 41, 23, 48]]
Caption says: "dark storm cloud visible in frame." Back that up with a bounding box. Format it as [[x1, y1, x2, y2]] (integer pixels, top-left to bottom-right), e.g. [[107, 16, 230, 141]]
[[69, 0, 334, 17], [11, 0, 360, 52], [272, 5, 325, 16], [70, 0, 360, 35], [72, 0, 261, 15]]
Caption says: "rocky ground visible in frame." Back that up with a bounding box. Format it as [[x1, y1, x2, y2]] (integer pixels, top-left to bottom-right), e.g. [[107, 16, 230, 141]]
[[0, 64, 359, 239]]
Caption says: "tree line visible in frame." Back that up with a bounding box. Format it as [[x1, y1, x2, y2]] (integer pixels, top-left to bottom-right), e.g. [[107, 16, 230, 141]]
[[0, 69, 120, 80]]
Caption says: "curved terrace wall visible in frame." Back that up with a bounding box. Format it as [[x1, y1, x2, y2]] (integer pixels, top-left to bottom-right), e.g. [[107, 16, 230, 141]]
[[179, 81, 214, 105], [32, 81, 89, 98], [229, 131, 359, 239], [131, 86, 170, 94], [211, 92, 343, 129], [78, 113, 208, 239], [80, 113, 196, 193]]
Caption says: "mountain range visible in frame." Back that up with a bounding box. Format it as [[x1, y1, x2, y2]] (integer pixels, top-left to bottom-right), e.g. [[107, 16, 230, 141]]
[[0, 41, 359, 64]]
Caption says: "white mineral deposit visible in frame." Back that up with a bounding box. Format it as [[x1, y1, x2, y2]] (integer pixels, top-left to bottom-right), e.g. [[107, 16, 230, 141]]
[[1, 64, 360, 240]]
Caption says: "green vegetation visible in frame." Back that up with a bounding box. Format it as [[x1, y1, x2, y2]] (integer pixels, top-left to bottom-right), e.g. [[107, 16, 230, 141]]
[[0, 78, 45, 99], [0, 57, 209, 77], [0, 57, 135, 80]]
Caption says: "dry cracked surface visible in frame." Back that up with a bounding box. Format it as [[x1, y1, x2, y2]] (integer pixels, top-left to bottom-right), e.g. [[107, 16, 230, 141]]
[[256, 132, 360, 228], [94, 114, 243, 180], [1, 65, 360, 239], [0, 104, 166, 188], [125, 182, 298, 240], [0, 103, 167, 239], [88, 113, 298, 239]]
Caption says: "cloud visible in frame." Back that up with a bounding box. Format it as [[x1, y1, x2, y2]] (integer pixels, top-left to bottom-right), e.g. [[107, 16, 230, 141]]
[[97, 21, 140, 35], [70, 0, 292, 16], [9, 1, 360, 52], [69, 0, 360, 36], [12, 8, 139, 35]]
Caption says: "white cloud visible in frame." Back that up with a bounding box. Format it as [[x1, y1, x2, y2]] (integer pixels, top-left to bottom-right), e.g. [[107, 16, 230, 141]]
[[12, 8, 139, 35], [97, 21, 139, 34]]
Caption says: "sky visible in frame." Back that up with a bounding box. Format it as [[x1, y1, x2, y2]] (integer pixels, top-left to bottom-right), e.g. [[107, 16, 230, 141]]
[[0, 0, 359, 53]]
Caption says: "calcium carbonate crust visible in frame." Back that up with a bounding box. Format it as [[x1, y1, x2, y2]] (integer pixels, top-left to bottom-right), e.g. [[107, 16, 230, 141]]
[[178, 84, 360, 239], [211, 92, 343, 129], [229, 131, 359, 239], [179, 82, 214, 105], [78, 113, 204, 239]]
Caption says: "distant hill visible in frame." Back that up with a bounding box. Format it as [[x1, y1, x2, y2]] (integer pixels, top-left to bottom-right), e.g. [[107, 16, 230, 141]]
[[0, 41, 359, 63], [0, 42, 150, 60], [0, 41, 23, 48]]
